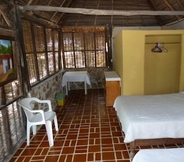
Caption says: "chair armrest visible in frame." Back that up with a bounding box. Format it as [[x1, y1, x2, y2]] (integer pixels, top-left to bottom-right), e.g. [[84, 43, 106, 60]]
[[38, 100, 52, 111], [31, 98, 53, 111], [31, 110, 46, 120], [22, 106, 46, 121], [31, 109, 44, 114]]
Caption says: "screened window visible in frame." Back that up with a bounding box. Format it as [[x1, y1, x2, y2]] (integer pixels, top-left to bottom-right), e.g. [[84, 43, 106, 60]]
[[34, 25, 47, 79], [0, 81, 24, 161], [62, 27, 107, 68], [21, 19, 61, 85]]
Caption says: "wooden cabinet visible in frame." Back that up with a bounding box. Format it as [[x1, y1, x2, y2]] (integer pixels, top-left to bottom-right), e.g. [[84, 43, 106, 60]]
[[104, 71, 121, 106]]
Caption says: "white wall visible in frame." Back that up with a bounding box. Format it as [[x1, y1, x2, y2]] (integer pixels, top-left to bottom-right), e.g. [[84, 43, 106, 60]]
[[112, 26, 161, 37], [162, 19, 184, 29], [112, 19, 184, 37]]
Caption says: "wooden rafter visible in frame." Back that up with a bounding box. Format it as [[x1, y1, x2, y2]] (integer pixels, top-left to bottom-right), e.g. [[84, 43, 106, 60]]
[[122, 0, 129, 26], [39, 0, 52, 17], [57, 0, 73, 25], [18, 5, 184, 16], [94, 0, 101, 25], [50, 0, 68, 20], [27, 0, 34, 5], [75, 0, 87, 26], [176, 0, 184, 10], [0, 8, 13, 27], [135, 0, 145, 25], [146, 0, 164, 25], [162, 0, 180, 20]]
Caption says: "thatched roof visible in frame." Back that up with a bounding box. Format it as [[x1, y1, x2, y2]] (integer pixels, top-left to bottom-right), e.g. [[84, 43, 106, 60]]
[[1, 0, 184, 27]]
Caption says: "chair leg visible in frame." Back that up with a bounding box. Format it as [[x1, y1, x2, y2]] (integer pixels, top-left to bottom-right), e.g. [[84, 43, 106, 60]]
[[27, 125, 31, 146], [54, 116, 59, 131], [45, 121, 54, 147], [32, 125, 37, 135]]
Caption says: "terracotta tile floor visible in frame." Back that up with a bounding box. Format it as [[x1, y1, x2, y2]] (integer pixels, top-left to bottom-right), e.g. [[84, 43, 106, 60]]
[[10, 89, 183, 162]]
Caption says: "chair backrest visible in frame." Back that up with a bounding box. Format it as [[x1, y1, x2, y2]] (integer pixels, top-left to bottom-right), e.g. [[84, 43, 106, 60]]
[[18, 97, 45, 123]]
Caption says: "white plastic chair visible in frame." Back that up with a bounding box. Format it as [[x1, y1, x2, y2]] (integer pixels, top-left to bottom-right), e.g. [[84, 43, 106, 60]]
[[18, 97, 58, 147]]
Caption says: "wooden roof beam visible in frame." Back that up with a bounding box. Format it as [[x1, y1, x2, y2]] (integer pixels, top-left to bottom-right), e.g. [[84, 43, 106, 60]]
[[163, 0, 180, 20], [146, 0, 163, 25], [18, 5, 184, 16], [94, 0, 101, 25], [27, 0, 35, 5], [57, 0, 73, 25], [0, 8, 13, 27], [50, 0, 68, 20], [175, 0, 184, 10]]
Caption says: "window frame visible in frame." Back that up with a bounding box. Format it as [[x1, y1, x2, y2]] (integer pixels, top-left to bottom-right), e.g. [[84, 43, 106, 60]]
[[62, 27, 108, 69], [21, 19, 62, 87]]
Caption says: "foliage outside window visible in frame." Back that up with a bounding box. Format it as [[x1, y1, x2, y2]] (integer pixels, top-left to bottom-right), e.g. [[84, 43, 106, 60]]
[[62, 27, 107, 68], [22, 19, 61, 86]]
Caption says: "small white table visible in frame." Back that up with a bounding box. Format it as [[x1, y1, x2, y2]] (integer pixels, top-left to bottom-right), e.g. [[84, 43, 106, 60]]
[[62, 71, 91, 95]]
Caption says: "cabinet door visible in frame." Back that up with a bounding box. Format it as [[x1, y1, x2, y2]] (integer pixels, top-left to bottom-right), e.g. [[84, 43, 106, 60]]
[[106, 81, 120, 106]]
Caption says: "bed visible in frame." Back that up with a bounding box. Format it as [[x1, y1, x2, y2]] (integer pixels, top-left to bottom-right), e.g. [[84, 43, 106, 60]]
[[132, 148, 184, 162], [113, 92, 184, 156]]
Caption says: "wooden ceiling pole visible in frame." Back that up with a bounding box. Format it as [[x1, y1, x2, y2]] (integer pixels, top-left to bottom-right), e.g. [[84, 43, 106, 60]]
[[74, 0, 87, 26], [39, 0, 52, 16], [50, 0, 67, 20], [122, 0, 129, 26], [146, 0, 163, 25], [111, 0, 113, 26], [175, 0, 184, 10], [25, 0, 39, 16], [162, 0, 180, 20], [0, 8, 13, 27], [94, 0, 101, 25], [27, 0, 34, 5], [18, 5, 184, 16], [57, 0, 73, 25], [136, 0, 145, 25]]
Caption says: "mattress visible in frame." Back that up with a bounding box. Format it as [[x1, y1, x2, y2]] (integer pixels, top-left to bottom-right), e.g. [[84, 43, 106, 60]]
[[132, 148, 184, 162], [113, 93, 184, 143]]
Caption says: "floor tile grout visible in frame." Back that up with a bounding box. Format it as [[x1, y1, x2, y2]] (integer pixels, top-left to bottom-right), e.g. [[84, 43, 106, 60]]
[[11, 89, 184, 162]]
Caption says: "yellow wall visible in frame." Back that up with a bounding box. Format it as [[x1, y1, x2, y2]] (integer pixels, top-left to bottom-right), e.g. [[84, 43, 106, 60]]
[[179, 34, 184, 91], [114, 32, 123, 78], [145, 35, 181, 94], [122, 31, 145, 95], [114, 30, 184, 95]]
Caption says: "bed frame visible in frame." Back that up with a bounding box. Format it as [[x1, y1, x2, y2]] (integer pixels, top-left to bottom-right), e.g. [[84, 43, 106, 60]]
[[129, 138, 184, 158], [114, 93, 184, 159]]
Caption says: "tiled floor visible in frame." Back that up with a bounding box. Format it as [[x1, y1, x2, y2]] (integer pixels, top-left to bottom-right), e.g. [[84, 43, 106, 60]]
[[10, 89, 183, 162]]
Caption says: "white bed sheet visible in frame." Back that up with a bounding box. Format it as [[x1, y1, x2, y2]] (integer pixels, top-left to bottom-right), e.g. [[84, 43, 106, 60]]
[[113, 93, 184, 143], [132, 148, 184, 162]]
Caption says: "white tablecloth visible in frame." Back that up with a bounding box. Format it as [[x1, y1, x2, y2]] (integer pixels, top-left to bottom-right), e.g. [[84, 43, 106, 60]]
[[62, 71, 91, 95]]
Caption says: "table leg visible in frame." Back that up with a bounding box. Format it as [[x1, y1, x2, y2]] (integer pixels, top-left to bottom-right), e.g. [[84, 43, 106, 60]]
[[68, 82, 70, 91], [85, 81, 87, 94], [65, 83, 68, 95]]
